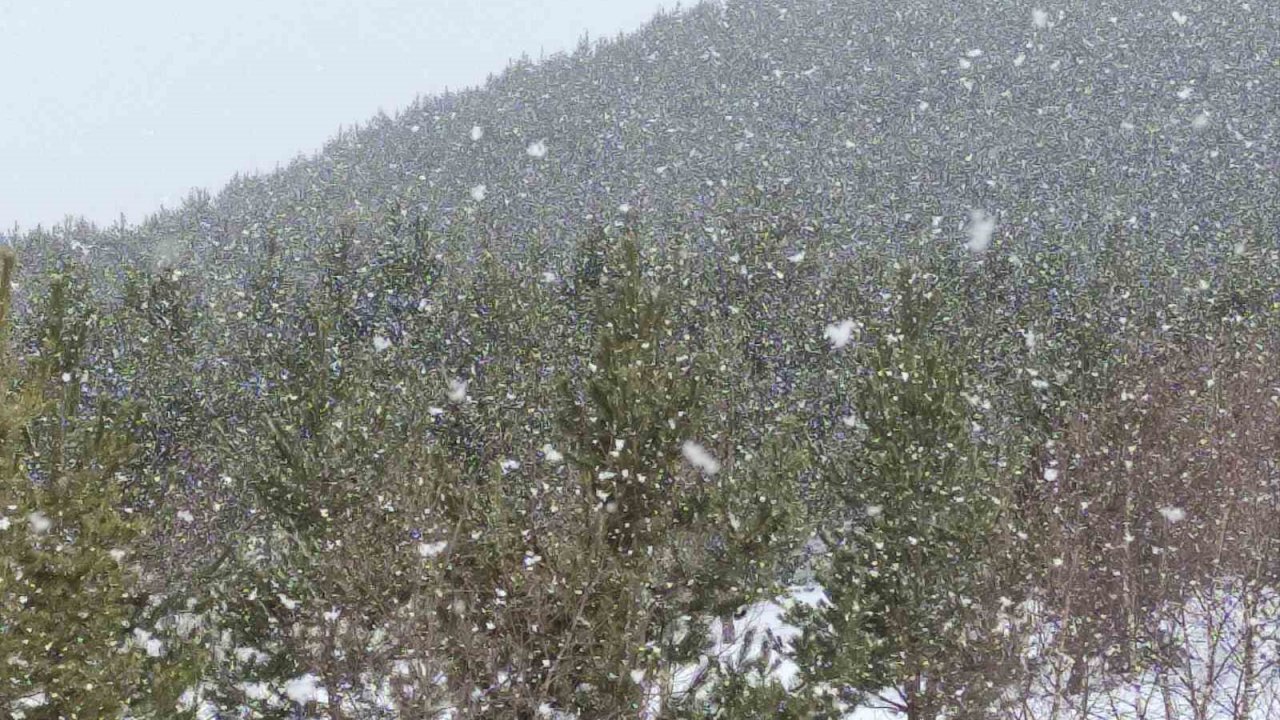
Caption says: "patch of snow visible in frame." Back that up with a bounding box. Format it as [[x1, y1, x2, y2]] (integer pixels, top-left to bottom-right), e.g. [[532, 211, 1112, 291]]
[[284, 674, 328, 705]]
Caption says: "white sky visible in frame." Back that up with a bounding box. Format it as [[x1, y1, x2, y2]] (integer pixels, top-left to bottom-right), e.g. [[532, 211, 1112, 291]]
[[0, 0, 674, 231]]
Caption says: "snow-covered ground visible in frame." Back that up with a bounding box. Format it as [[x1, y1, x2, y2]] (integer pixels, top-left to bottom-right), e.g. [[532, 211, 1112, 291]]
[[20, 580, 1279, 719]]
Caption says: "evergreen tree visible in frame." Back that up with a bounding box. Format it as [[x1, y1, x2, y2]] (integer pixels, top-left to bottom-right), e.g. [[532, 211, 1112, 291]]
[[0, 251, 196, 718], [794, 266, 1013, 719]]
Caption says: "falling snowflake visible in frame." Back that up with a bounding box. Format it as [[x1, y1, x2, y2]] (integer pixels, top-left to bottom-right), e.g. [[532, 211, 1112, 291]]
[[1171, 10, 1188, 25], [500, 459, 521, 473], [418, 540, 449, 558], [1176, 87, 1194, 100], [470, 184, 488, 202], [787, 250, 806, 264], [372, 335, 392, 352], [1159, 506, 1187, 523], [177, 510, 195, 523], [965, 209, 997, 253], [1191, 111, 1211, 129], [448, 378, 468, 403], [824, 319, 857, 349], [470, 125, 484, 141], [526, 139, 548, 158], [1032, 8, 1050, 28], [27, 512, 51, 534], [682, 440, 721, 475]]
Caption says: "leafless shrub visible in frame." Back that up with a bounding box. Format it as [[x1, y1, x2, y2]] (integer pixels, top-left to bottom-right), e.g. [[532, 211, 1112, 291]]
[[1013, 327, 1280, 719]]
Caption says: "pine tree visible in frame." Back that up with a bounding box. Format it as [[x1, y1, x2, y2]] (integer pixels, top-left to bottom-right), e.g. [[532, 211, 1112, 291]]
[[0, 251, 197, 718], [794, 266, 1011, 719]]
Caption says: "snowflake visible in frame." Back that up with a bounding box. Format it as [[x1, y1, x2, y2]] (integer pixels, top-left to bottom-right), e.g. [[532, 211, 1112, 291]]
[[1159, 506, 1187, 523], [1032, 8, 1050, 28], [470, 125, 484, 141], [419, 540, 449, 557], [27, 512, 51, 534], [682, 441, 721, 475], [965, 209, 997, 253], [470, 184, 488, 201], [824, 319, 857, 349], [527, 139, 548, 158], [448, 378, 468, 403]]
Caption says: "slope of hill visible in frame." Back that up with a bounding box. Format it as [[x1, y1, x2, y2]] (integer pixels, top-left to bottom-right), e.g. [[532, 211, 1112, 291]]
[[21, 0, 1280, 276]]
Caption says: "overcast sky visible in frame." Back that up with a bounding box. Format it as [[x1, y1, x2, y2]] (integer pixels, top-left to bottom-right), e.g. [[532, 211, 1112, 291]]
[[0, 0, 673, 232]]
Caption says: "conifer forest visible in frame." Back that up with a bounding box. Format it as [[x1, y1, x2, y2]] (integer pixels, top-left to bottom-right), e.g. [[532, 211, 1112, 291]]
[[3, 0, 1280, 717]]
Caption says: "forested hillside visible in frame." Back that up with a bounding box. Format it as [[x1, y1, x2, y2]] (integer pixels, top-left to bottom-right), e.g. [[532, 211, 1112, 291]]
[[4, 0, 1280, 718]]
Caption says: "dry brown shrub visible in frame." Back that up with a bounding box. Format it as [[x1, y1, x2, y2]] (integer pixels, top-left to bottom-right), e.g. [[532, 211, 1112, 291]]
[[1017, 326, 1280, 714]]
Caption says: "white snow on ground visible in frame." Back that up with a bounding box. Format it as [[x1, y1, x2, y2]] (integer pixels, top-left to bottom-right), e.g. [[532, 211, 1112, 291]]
[[1013, 582, 1280, 719], [140, 583, 1280, 719]]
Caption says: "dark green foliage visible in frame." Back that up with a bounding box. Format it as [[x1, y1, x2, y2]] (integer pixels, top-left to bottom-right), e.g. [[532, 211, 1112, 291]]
[[794, 266, 1014, 718]]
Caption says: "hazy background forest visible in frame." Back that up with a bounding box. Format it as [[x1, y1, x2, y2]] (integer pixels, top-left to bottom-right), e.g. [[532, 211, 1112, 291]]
[[2, 0, 1280, 718]]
